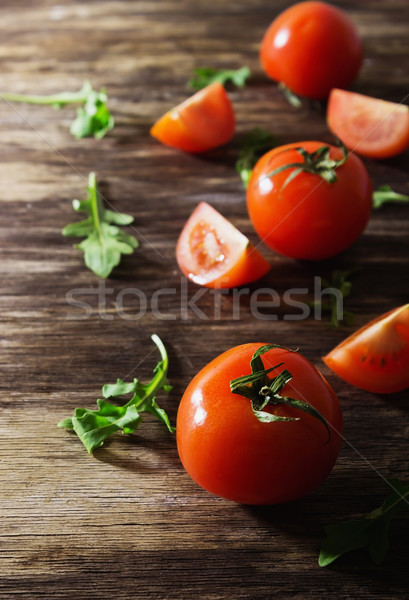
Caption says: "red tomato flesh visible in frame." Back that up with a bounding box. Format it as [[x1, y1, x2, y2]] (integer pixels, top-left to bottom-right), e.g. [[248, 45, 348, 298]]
[[150, 82, 235, 153], [260, 1, 363, 99], [246, 141, 373, 260], [327, 88, 409, 159], [176, 202, 270, 288], [177, 344, 343, 505], [323, 304, 409, 394]]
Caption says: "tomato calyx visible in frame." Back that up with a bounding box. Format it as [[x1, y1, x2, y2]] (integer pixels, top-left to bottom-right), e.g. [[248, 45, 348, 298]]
[[230, 344, 331, 442], [263, 140, 348, 189]]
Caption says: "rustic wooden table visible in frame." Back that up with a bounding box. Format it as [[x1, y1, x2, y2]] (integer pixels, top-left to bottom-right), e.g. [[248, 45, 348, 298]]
[[0, 1, 408, 598]]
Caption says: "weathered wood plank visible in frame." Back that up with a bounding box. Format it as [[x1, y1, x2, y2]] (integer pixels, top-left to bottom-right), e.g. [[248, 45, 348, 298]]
[[0, 0, 408, 598]]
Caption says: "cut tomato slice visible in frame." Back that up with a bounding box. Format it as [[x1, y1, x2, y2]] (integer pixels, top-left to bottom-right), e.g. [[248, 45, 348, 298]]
[[327, 89, 409, 159], [323, 304, 409, 394], [150, 82, 235, 153], [176, 202, 270, 288]]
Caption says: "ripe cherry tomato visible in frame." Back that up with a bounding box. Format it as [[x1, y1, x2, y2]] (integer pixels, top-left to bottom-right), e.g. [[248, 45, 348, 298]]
[[327, 88, 409, 159], [176, 202, 270, 288], [323, 304, 409, 394], [246, 141, 373, 260], [150, 82, 235, 153], [177, 343, 343, 505], [260, 1, 363, 100]]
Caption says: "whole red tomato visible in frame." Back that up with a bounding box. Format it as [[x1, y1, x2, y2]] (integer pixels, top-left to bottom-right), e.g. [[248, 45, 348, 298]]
[[177, 343, 343, 505], [246, 141, 372, 260], [260, 1, 363, 99]]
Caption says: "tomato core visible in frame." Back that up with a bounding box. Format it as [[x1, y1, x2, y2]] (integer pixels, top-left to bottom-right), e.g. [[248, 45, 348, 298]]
[[189, 221, 227, 271]]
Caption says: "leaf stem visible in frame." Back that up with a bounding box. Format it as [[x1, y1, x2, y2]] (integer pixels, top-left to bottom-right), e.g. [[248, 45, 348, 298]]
[[0, 82, 91, 106], [87, 172, 104, 242], [132, 334, 169, 408], [0, 81, 113, 139]]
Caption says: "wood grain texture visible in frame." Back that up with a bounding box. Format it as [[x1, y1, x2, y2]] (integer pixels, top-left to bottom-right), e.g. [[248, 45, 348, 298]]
[[0, 1, 408, 598]]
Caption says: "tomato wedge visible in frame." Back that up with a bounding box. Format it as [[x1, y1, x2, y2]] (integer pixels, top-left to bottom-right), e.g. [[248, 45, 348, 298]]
[[176, 202, 270, 288], [327, 89, 409, 159], [150, 82, 235, 153], [323, 304, 409, 394]]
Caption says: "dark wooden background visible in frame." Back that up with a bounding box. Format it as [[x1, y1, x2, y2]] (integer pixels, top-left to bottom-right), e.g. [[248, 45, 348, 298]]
[[0, 1, 408, 598]]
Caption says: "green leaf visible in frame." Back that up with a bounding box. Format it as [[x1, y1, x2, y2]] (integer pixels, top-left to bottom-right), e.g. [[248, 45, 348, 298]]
[[104, 210, 134, 226], [373, 185, 409, 209], [70, 401, 142, 453], [62, 217, 94, 238], [0, 81, 113, 139], [62, 172, 138, 278], [70, 88, 114, 139], [188, 66, 251, 90], [313, 268, 360, 328], [58, 335, 175, 453], [141, 398, 175, 433], [102, 378, 141, 398], [319, 478, 409, 567], [236, 128, 277, 187]]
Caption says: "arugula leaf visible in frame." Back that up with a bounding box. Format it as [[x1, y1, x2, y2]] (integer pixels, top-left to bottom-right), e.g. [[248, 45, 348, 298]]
[[310, 268, 359, 327], [62, 172, 138, 278], [373, 185, 409, 209], [188, 66, 251, 91], [319, 478, 409, 567], [0, 81, 114, 139], [58, 334, 175, 454], [236, 127, 277, 187]]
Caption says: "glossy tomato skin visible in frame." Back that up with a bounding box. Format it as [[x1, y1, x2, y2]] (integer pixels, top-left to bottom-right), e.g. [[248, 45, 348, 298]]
[[327, 88, 409, 159], [324, 304, 409, 394], [246, 141, 373, 260], [177, 344, 343, 505], [150, 82, 235, 153], [176, 202, 270, 289], [260, 1, 363, 99]]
